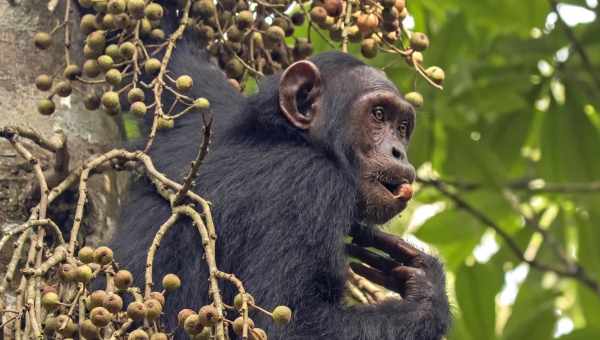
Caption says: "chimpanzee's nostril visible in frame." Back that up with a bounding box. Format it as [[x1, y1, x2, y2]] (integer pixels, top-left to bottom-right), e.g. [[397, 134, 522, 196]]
[[392, 147, 403, 160]]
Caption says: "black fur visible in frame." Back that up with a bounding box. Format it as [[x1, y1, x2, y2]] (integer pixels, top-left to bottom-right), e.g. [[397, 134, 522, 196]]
[[111, 23, 450, 340]]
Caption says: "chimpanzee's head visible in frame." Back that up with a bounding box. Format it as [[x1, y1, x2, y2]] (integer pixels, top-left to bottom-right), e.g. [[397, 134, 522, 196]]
[[277, 51, 416, 225]]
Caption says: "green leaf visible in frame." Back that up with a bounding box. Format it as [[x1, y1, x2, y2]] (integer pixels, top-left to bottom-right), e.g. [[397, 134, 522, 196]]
[[557, 328, 600, 340], [415, 210, 484, 271], [455, 262, 503, 340], [502, 271, 559, 340]]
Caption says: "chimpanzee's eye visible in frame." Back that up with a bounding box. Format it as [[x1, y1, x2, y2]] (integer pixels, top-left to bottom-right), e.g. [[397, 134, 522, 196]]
[[398, 120, 409, 137], [372, 106, 385, 122]]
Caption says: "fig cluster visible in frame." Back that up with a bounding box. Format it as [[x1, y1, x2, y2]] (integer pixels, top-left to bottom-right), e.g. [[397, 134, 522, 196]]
[[32, 0, 443, 118]]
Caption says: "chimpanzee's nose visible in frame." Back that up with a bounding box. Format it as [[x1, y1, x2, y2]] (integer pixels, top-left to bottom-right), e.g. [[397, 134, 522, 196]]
[[391, 146, 405, 161]]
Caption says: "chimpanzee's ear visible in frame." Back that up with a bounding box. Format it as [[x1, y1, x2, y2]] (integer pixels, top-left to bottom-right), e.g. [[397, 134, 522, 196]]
[[279, 60, 322, 130]]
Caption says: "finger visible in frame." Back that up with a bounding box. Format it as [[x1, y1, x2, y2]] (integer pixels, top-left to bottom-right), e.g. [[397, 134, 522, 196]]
[[350, 224, 376, 248], [349, 262, 388, 288], [345, 244, 399, 273], [370, 230, 419, 263], [390, 266, 425, 297]]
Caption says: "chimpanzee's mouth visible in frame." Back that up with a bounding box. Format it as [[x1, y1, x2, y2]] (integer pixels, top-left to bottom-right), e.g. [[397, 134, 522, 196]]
[[380, 179, 401, 196], [377, 177, 412, 201]]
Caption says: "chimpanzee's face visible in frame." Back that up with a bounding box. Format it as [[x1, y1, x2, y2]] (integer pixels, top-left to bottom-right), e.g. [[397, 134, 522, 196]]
[[277, 60, 416, 225], [348, 68, 416, 225]]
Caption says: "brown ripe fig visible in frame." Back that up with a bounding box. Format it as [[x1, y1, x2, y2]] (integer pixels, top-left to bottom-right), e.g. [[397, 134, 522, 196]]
[[323, 0, 343, 17], [360, 38, 378, 59], [105, 68, 122, 86], [127, 0, 145, 18], [102, 14, 117, 29], [356, 13, 379, 34], [83, 59, 101, 78], [407, 51, 423, 66], [80, 319, 100, 339], [177, 308, 195, 327], [232, 316, 255, 335], [55, 315, 76, 337], [162, 273, 181, 291], [150, 28, 165, 40], [425, 66, 445, 85], [291, 12, 305, 26], [114, 269, 134, 289], [196, 24, 215, 42], [105, 44, 121, 60], [198, 305, 220, 326], [130, 101, 147, 117], [144, 3, 164, 21], [93, 246, 114, 265], [35, 74, 53, 91], [236, 10, 254, 29], [80, 14, 98, 34], [149, 291, 165, 306], [90, 306, 113, 327], [87, 31, 106, 51], [404, 91, 424, 108], [144, 58, 162, 75], [194, 0, 216, 19], [176, 75, 194, 92], [92, 0, 108, 12], [157, 116, 174, 129], [150, 332, 168, 340], [395, 0, 407, 12], [410, 32, 430, 51], [103, 293, 124, 313], [144, 298, 163, 320], [127, 301, 147, 321], [44, 316, 60, 333], [225, 58, 244, 79], [396, 183, 414, 200], [266, 25, 285, 44], [84, 43, 102, 58], [119, 41, 136, 59], [128, 88, 145, 104], [88, 290, 108, 310], [233, 293, 255, 310], [34, 32, 52, 49], [128, 329, 149, 340], [272, 305, 292, 325], [84, 93, 101, 110], [97, 54, 114, 71], [78, 246, 95, 263], [140, 18, 152, 35], [55, 81, 72, 97], [250, 328, 268, 340], [41, 292, 60, 310], [107, 0, 126, 14], [192, 328, 212, 340], [309, 6, 327, 24], [37, 99, 55, 116], [59, 263, 77, 281], [101, 91, 120, 109], [293, 38, 313, 59], [184, 314, 204, 335]]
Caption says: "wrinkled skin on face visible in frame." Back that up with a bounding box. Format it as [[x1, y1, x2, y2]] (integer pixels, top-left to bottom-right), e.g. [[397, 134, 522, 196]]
[[279, 62, 417, 225], [348, 68, 417, 225]]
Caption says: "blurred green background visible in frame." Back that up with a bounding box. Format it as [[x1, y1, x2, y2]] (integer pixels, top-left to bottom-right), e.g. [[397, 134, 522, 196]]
[[310, 0, 600, 339]]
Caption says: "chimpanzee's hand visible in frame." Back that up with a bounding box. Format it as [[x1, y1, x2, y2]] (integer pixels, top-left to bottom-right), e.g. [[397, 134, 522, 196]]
[[348, 229, 445, 302]]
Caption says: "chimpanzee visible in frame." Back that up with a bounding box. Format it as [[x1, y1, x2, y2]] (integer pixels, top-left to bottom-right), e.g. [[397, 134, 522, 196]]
[[111, 24, 450, 340]]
